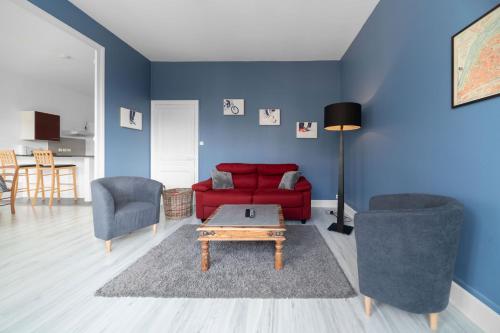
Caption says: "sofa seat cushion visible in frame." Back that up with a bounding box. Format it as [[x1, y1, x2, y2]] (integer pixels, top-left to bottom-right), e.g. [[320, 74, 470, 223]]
[[114, 201, 157, 232], [203, 189, 253, 206], [253, 189, 303, 208]]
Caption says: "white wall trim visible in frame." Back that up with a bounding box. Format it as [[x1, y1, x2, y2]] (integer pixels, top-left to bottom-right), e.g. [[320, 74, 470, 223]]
[[316, 199, 500, 332], [94, 48, 105, 179], [12, 0, 106, 179], [311, 200, 337, 208], [311, 200, 357, 218], [450, 282, 500, 333]]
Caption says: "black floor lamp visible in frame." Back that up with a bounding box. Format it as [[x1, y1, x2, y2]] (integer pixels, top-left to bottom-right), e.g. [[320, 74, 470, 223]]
[[324, 102, 362, 235]]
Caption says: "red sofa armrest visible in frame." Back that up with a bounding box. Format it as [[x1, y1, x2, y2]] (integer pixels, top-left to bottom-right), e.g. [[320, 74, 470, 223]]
[[294, 177, 312, 191], [192, 179, 212, 192]]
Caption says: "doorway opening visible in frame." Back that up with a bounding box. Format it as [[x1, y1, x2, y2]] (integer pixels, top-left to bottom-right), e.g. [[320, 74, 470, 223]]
[[4, 0, 105, 200]]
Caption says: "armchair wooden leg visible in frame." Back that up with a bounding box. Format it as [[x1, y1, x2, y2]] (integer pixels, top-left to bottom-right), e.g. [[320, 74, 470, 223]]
[[429, 313, 439, 331], [364, 296, 372, 316], [105, 240, 112, 253], [152, 223, 158, 235]]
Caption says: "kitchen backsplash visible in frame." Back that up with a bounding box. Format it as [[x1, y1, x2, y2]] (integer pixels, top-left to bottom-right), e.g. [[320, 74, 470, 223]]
[[48, 137, 86, 156]]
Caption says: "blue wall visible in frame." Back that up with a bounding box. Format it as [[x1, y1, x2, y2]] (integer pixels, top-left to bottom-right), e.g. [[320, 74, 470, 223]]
[[29, 0, 151, 177], [341, 0, 500, 313], [151, 61, 342, 199]]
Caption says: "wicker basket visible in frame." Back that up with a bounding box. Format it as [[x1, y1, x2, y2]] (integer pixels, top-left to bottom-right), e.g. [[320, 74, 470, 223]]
[[162, 187, 193, 219]]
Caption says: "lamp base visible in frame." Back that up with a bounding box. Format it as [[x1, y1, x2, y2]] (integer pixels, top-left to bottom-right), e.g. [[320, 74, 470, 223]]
[[327, 223, 354, 235]]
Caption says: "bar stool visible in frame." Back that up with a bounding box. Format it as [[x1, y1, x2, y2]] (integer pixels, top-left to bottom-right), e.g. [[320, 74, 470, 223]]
[[32, 150, 77, 207], [0, 150, 37, 214]]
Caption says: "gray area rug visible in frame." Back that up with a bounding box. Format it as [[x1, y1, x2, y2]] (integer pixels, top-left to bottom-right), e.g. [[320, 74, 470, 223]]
[[96, 225, 356, 298]]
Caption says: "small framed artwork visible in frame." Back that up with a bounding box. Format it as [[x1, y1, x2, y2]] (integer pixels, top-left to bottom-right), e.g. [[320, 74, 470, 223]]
[[259, 108, 280, 125], [120, 107, 142, 130], [452, 4, 499, 108], [296, 122, 317, 139], [223, 99, 244, 115]]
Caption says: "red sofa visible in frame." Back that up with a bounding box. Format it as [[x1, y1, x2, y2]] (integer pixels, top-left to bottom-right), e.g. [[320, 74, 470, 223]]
[[192, 163, 312, 222]]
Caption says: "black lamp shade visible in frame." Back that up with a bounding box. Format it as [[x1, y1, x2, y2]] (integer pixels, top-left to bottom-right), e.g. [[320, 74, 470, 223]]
[[324, 102, 362, 131]]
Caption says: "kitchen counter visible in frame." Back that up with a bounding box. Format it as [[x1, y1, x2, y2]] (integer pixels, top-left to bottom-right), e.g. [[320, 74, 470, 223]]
[[16, 154, 94, 158]]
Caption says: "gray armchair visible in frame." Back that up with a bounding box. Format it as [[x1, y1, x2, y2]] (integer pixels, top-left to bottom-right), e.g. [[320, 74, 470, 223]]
[[91, 177, 163, 252], [354, 194, 463, 330]]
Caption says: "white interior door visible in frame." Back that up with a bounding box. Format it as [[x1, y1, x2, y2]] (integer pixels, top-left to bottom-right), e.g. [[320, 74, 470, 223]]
[[151, 100, 198, 189]]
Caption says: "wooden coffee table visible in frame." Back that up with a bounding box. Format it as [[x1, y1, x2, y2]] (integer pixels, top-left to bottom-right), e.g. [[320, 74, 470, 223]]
[[197, 204, 286, 272]]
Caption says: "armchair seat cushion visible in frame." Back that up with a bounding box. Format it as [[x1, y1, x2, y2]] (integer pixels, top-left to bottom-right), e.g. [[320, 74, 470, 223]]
[[203, 189, 253, 206], [253, 189, 303, 207], [115, 201, 157, 233]]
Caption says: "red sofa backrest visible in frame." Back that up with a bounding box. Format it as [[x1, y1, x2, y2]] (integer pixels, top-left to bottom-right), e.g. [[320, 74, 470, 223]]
[[216, 163, 299, 189], [216, 163, 257, 189], [257, 164, 298, 189]]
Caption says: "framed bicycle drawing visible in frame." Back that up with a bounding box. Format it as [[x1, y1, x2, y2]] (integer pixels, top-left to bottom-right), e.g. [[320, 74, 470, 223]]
[[223, 99, 244, 115]]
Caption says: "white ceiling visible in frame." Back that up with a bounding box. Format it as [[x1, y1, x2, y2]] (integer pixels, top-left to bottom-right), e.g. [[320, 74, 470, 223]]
[[0, 1, 94, 96], [69, 0, 379, 61]]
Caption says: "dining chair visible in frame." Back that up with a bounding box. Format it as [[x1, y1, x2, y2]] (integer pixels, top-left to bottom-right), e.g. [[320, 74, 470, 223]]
[[0, 150, 37, 213], [32, 150, 77, 207]]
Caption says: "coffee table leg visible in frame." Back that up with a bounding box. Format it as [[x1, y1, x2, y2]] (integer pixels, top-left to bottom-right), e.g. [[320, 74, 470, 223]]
[[275, 240, 283, 270], [201, 241, 210, 272]]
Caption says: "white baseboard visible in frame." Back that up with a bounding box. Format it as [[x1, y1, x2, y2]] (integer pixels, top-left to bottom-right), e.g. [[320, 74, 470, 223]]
[[312, 199, 499, 332], [311, 200, 336, 208], [311, 200, 357, 218], [450, 282, 500, 333]]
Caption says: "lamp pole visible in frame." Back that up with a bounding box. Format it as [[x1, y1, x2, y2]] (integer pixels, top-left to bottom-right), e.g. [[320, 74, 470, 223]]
[[328, 125, 353, 234], [337, 126, 344, 228]]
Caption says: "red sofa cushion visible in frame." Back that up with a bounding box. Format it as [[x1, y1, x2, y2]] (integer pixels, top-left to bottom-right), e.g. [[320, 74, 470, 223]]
[[253, 189, 303, 208], [217, 163, 257, 174], [232, 174, 257, 189], [257, 164, 298, 175], [217, 163, 257, 189], [257, 164, 298, 189], [203, 189, 253, 206], [258, 175, 282, 189]]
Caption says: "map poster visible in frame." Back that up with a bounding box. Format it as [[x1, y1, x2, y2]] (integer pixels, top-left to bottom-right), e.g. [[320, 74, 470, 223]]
[[452, 5, 499, 108]]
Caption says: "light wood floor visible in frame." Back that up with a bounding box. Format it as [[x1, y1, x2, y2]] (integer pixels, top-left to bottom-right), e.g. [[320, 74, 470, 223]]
[[0, 204, 481, 333]]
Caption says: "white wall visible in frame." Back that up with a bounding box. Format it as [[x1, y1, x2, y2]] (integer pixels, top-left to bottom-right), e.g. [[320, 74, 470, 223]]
[[0, 69, 93, 151]]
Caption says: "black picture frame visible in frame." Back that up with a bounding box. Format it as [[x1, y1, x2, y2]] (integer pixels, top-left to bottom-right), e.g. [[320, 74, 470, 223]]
[[451, 4, 499, 108]]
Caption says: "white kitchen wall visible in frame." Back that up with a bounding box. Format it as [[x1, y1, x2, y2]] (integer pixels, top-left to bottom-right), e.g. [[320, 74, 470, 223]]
[[0, 69, 93, 151]]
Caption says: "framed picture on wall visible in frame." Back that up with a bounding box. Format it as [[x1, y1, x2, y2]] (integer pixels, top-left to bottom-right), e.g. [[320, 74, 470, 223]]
[[296, 122, 317, 139], [452, 4, 499, 108], [259, 108, 280, 125], [120, 107, 142, 130], [223, 99, 244, 115]]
